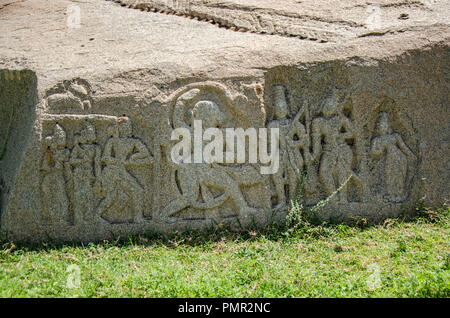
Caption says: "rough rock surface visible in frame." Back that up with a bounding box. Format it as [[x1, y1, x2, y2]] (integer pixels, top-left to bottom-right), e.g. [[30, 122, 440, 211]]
[[0, 0, 449, 242]]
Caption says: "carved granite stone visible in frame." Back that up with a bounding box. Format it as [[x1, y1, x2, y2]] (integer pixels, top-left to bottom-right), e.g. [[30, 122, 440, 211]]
[[0, 0, 448, 241]]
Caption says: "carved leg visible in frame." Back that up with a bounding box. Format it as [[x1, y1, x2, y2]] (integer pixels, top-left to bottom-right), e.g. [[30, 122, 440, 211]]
[[288, 167, 299, 203], [120, 173, 146, 223], [164, 169, 200, 217], [337, 145, 356, 203], [319, 153, 336, 198], [272, 164, 287, 208], [337, 169, 349, 203], [96, 189, 117, 224], [132, 187, 145, 224], [386, 152, 408, 202], [203, 168, 258, 219], [163, 196, 192, 217]]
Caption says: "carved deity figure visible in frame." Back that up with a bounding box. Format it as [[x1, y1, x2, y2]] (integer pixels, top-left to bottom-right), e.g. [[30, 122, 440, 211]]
[[268, 85, 310, 208], [311, 97, 360, 203], [96, 117, 153, 223], [370, 112, 415, 202], [40, 124, 70, 224], [69, 122, 101, 224], [163, 88, 263, 223]]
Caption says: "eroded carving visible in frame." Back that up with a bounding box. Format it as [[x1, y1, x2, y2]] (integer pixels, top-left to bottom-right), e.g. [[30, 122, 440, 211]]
[[370, 112, 416, 203], [265, 85, 368, 207], [96, 116, 154, 224], [40, 124, 70, 225], [45, 79, 92, 113], [68, 122, 101, 224], [310, 95, 362, 203], [268, 85, 310, 208], [161, 83, 266, 224], [39, 114, 154, 226], [35, 79, 420, 231]]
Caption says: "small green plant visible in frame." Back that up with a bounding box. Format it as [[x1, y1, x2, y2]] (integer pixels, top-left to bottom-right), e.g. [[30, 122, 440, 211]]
[[415, 196, 449, 223], [286, 169, 352, 233]]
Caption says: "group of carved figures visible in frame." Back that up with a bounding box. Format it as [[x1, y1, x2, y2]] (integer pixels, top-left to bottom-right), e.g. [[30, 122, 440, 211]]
[[160, 88, 266, 223], [40, 117, 153, 225], [269, 85, 415, 206], [269, 85, 362, 206], [40, 82, 417, 226], [270, 85, 416, 207]]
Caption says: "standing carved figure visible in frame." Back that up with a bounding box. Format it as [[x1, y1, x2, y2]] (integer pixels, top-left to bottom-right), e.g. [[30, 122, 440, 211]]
[[40, 124, 70, 224], [311, 97, 360, 203], [268, 85, 310, 208], [69, 122, 101, 224], [370, 112, 416, 202], [96, 117, 153, 224]]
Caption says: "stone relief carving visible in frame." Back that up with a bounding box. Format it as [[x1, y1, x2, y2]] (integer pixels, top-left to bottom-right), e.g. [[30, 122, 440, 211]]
[[40, 124, 71, 225], [39, 114, 154, 226], [96, 116, 154, 224], [370, 112, 417, 203], [265, 86, 410, 208], [268, 85, 310, 208], [310, 94, 363, 204], [265, 84, 418, 209], [37, 79, 419, 228], [68, 121, 102, 224], [160, 83, 266, 225]]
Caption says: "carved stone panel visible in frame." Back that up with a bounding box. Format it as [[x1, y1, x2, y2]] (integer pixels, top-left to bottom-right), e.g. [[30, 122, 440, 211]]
[[0, 70, 441, 242], [157, 82, 271, 227], [39, 112, 154, 227]]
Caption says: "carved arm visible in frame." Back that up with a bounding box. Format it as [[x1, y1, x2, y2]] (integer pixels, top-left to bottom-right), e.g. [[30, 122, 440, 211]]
[[340, 116, 355, 140], [127, 140, 154, 166], [395, 134, 416, 159], [101, 139, 118, 165], [370, 136, 387, 158]]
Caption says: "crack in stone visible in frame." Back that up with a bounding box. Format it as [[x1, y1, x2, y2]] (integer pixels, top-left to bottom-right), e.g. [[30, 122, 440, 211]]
[[0, 0, 25, 11]]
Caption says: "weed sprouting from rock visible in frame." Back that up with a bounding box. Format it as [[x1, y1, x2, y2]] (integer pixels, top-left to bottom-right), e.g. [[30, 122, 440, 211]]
[[285, 169, 352, 235]]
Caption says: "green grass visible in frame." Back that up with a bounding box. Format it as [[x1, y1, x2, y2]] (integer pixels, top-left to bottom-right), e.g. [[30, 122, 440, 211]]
[[0, 208, 449, 298]]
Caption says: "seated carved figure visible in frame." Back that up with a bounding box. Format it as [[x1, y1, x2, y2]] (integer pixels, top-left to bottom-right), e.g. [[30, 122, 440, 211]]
[[46, 80, 91, 112]]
